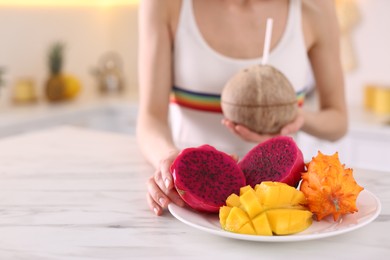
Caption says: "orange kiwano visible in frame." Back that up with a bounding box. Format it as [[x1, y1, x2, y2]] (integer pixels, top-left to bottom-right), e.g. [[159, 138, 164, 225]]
[[300, 152, 364, 221]]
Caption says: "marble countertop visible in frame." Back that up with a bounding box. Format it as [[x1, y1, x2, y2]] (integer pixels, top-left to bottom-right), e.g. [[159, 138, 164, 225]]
[[0, 126, 389, 259]]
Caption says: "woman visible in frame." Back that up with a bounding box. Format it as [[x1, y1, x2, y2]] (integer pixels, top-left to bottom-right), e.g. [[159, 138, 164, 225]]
[[136, 0, 347, 216]]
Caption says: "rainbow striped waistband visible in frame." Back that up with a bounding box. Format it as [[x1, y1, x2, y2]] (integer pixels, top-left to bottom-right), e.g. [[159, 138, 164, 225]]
[[170, 86, 306, 113], [170, 86, 222, 113]]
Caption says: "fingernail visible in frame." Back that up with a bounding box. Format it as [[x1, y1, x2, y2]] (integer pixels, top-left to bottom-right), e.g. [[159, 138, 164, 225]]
[[159, 197, 165, 206], [153, 207, 159, 215], [164, 178, 170, 189]]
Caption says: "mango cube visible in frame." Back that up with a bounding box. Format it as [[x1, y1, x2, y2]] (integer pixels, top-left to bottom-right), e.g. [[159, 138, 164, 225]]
[[220, 182, 313, 236], [226, 193, 241, 207], [238, 222, 257, 235], [225, 207, 250, 232], [239, 185, 252, 196], [255, 181, 305, 207], [219, 206, 232, 229], [240, 189, 264, 218], [266, 208, 313, 235], [252, 212, 273, 236]]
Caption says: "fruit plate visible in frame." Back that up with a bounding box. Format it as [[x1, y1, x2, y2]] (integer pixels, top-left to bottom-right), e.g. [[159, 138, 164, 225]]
[[168, 189, 381, 242]]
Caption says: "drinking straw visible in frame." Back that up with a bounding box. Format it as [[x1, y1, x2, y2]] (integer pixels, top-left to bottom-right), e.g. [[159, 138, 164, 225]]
[[261, 18, 274, 65]]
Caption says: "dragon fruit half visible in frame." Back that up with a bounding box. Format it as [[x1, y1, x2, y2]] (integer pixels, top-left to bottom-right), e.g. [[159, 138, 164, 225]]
[[238, 136, 305, 188], [171, 145, 246, 213]]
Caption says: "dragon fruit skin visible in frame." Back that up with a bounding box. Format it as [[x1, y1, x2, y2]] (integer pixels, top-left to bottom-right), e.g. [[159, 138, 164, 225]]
[[238, 136, 305, 188], [171, 145, 246, 213]]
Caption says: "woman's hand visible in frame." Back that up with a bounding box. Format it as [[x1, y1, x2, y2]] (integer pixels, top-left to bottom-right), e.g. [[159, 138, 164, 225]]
[[146, 150, 185, 216], [221, 118, 275, 143], [279, 109, 305, 136], [221, 109, 305, 142]]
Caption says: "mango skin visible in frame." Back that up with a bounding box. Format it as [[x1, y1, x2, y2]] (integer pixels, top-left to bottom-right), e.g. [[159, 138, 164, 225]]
[[219, 182, 312, 236]]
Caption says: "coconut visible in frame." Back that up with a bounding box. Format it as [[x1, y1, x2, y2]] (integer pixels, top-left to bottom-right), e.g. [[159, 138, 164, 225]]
[[221, 64, 298, 134]]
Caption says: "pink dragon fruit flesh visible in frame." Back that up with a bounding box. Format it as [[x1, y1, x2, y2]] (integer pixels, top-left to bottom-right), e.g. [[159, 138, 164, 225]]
[[238, 136, 305, 188], [171, 145, 246, 213]]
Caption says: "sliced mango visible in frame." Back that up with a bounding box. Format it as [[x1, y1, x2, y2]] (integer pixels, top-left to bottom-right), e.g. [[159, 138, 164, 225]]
[[238, 222, 257, 235], [240, 188, 264, 218], [255, 181, 306, 207], [220, 181, 312, 236], [239, 185, 252, 196], [224, 207, 250, 232], [252, 212, 273, 236], [291, 190, 307, 205], [226, 193, 241, 207], [266, 209, 313, 235], [219, 206, 232, 229]]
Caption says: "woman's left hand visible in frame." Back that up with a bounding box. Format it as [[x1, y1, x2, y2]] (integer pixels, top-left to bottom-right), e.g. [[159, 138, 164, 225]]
[[221, 109, 304, 143], [279, 109, 305, 136]]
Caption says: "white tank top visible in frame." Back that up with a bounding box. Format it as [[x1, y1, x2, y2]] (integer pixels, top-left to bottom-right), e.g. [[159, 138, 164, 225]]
[[170, 0, 311, 157]]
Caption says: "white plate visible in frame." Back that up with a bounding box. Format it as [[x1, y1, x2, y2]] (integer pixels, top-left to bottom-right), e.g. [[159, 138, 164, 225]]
[[168, 189, 381, 242]]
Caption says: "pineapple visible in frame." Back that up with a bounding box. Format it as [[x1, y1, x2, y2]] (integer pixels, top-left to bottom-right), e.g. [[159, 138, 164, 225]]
[[45, 42, 80, 102], [45, 42, 66, 101]]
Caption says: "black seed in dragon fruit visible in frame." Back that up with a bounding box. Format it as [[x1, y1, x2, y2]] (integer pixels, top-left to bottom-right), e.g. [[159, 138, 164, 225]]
[[170, 145, 246, 213], [238, 136, 305, 188]]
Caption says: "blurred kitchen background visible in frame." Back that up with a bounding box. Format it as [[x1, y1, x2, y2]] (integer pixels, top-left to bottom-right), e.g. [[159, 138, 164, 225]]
[[0, 0, 139, 138], [0, 0, 390, 171]]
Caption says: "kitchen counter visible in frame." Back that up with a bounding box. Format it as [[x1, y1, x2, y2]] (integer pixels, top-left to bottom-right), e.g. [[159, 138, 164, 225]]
[[0, 126, 389, 259], [296, 103, 390, 172], [0, 93, 138, 138]]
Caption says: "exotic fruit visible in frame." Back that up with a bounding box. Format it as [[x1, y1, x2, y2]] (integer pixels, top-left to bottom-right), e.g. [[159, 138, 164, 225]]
[[171, 145, 246, 213], [45, 42, 81, 102], [238, 136, 305, 188], [220, 182, 313, 236], [300, 152, 364, 221], [221, 64, 298, 134]]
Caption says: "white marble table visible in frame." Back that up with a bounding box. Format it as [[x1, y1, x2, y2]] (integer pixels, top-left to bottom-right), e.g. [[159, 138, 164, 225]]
[[0, 126, 388, 259]]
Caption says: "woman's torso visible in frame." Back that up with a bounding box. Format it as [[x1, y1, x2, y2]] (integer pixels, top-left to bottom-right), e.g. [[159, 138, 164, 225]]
[[169, 0, 312, 157]]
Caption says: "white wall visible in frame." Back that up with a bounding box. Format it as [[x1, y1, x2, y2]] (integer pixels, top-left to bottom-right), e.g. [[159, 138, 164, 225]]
[[0, 1, 389, 107], [0, 5, 138, 104], [344, 0, 390, 105]]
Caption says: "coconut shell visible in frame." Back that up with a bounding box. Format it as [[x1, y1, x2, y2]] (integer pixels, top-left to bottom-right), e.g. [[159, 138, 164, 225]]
[[221, 65, 298, 134]]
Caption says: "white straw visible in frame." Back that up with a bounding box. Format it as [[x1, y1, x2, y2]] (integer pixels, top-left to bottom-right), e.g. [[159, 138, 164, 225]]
[[261, 18, 274, 65]]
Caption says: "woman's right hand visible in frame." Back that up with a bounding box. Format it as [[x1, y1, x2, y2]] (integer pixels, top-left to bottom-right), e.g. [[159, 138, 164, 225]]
[[146, 150, 186, 216]]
